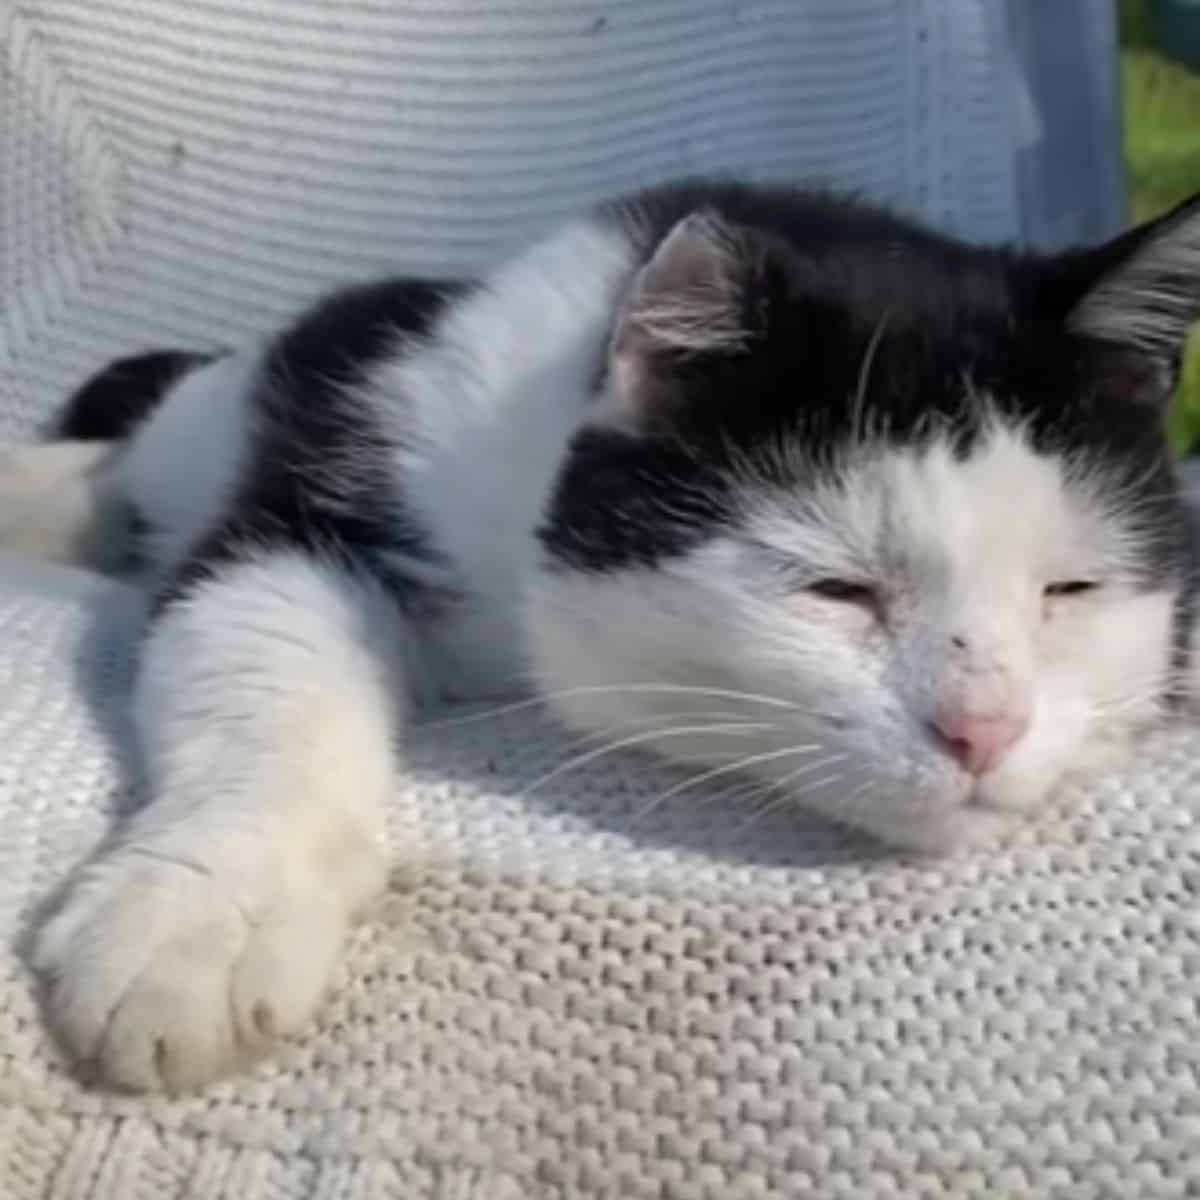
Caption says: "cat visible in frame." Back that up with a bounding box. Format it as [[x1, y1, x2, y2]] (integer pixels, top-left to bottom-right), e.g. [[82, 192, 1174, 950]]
[[4, 178, 1200, 1092]]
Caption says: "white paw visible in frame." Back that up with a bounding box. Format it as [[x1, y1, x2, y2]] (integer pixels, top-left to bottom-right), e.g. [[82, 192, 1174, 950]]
[[0, 442, 128, 569], [34, 848, 354, 1092]]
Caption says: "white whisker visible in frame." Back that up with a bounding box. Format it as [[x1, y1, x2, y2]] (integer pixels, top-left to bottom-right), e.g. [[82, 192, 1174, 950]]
[[628, 743, 833, 827], [788, 772, 847, 799], [562, 709, 756, 752], [653, 742, 825, 804], [851, 308, 891, 443], [732, 753, 849, 830], [735, 772, 849, 832], [626, 771, 772, 831], [1088, 690, 1167, 719], [416, 683, 805, 731], [522, 722, 775, 796]]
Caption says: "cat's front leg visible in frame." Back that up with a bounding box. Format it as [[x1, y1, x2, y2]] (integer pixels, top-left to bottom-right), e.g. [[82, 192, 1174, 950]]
[[34, 552, 405, 1091]]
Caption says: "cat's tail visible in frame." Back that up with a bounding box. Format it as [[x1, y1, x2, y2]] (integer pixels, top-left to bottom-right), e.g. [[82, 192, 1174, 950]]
[[0, 351, 212, 573]]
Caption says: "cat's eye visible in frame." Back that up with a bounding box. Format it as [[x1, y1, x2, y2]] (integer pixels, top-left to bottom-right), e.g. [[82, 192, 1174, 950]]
[[808, 578, 878, 606], [1044, 580, 1099, 598]]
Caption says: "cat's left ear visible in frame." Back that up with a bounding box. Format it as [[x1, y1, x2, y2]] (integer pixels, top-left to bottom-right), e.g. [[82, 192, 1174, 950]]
[[1046, 192, 1200, 408], [602, 211, 755, 429]]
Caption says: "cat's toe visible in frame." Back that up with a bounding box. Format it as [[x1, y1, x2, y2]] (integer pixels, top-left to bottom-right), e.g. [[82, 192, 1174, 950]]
[[33, 851, 347, 1092]]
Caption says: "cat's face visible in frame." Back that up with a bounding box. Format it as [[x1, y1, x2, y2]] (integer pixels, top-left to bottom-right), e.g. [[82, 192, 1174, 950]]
[[529, 188, 1199, 852]]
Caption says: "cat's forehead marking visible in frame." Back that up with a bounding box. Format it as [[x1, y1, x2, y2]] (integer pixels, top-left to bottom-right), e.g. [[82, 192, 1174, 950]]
[[880, 421, 1071, 558], [748, 417, 1092, 580]]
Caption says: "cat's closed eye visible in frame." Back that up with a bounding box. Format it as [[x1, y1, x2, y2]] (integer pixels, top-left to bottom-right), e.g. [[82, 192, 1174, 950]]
[[808, 578, 878, 607], [1043, 580, 1100, 598]]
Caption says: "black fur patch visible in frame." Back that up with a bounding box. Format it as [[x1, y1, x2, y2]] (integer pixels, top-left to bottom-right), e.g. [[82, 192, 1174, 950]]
[[56, 350, 215, 442], [542, 430, 736, 571], [158, 278, 465, 614], [542, 179, 1188, 592]]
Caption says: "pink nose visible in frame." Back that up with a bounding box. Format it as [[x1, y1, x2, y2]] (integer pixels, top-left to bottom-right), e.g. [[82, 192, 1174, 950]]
[[931, 707, 1031, 776]]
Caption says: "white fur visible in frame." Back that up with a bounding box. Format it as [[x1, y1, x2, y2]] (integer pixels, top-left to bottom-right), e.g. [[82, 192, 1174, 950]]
[[0, 352, 259, 578], [35, 552, 401, 1090], [364, 220, 636, 698], [527, 422, 1175, 852], [0, 440, 128, 570], [117, 350, 260, 575]]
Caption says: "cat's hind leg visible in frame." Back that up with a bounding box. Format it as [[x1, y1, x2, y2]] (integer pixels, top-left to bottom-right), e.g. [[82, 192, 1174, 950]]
[[0, 350, 226, 574], [0, 439, 130, 570]]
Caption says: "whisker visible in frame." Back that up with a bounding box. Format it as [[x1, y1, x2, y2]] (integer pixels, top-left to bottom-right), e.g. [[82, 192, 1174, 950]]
[[737, 789, 802, 832], [705, 775, 781, 810], [732, 754, 849, 830], [1089, 690, 1166, 717], [522, 722, 775, 796], [547, 713, 784, 800], [652, 742, 826, 805], [628, 743, 833, 828], [1079, 692, 1169, 730], [735, 772, 851, 833], [562, 709, 757, 752], [786, 772, 875, 835], [826, 778, 875, 827], [628, 763, 771, 829], [416, 683, 805, 731], [851, 308, 891, 444], [625, 772, 773, 832], [788, 772, 848, 800]]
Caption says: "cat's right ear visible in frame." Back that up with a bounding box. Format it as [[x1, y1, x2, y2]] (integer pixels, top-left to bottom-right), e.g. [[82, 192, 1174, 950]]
[[600, 211, 755, 431]]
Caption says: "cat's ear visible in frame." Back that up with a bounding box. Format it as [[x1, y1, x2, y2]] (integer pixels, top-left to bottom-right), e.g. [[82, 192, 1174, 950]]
[[1046, 192, 1200, 409], [602, 211, 753, 429]]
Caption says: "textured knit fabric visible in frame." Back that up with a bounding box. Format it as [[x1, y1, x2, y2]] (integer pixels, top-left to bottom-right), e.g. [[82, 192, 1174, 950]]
[[4, 558, 1200, 1199], [3, 0, 1041, 444], [6, 3, 1198, 1198]]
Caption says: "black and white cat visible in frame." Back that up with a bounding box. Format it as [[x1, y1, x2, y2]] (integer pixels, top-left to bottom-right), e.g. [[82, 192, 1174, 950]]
[[6, 179, 1200, 1092]]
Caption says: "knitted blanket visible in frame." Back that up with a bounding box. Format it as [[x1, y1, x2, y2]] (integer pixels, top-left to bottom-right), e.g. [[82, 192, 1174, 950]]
[[4, 555, 1200, 1198], [7, 3, 1195, 1197]]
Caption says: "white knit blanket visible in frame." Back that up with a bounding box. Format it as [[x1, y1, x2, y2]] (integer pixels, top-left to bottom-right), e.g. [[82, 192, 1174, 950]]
[[4, 556, 1200, 1198], [6, 3, 1199, 1197]]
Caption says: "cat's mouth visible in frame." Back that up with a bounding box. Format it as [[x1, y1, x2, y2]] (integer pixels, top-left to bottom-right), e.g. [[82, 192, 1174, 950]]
[[965, 765, 1054, 817]]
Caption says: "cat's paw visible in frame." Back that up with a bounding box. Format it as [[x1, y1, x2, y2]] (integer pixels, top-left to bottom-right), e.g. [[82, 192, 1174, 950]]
[[33, 849, 351, 1092], [0, 442, 128, 569]]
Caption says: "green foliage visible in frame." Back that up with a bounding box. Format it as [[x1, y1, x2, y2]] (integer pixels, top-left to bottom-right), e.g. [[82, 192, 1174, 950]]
[[1120, 4, 1200, 453]]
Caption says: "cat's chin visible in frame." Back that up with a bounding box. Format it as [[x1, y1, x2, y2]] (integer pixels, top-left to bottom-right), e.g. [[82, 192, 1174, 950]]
[[738, 752, 1002, 857], [968, 719, 1140, 821], [967, 771, 1054, 816], [897, 804, 1021, 857]]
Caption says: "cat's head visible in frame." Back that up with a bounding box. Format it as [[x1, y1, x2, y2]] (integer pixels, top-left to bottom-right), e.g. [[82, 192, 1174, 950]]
[[527, 183, 1200, 853]]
